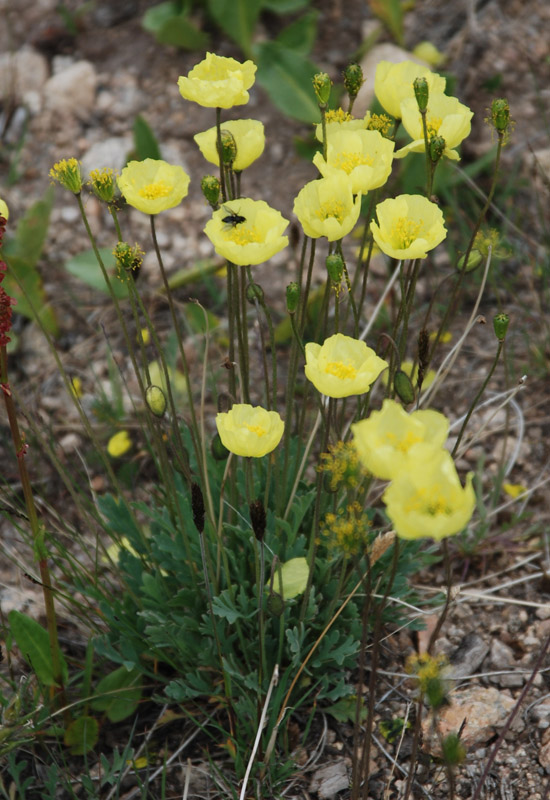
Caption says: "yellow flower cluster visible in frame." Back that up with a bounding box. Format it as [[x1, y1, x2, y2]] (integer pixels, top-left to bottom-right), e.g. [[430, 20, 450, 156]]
[[321, 501, 372, 557], [352, 400, 475, 541], [318, 440, 365, 492]]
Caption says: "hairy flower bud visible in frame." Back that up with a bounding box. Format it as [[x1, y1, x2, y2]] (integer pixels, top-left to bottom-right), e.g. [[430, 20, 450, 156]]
[[456, 248, 482, 273], [429, 135, 446, 163], [145, 385, 167, 418], [201, 175, 220, 207], [220, 129, 238, 165], [394, 369, 415, 405], [326, 253, 344, 284], [246, 282, 264, 304], [286, 282, 300, 314], [491, 98, 510, 134], [312, 72, 332, 107], [493, 312, 509, 341], [413, 76, 429, 112], [343, 62, 364, 101]]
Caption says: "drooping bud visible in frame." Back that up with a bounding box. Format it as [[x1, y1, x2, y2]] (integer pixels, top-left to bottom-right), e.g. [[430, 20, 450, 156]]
[[211, 432, 230, 461], [493, 312, 509, 341], [286, 282, 300, 314], [246, 283, 264, 305], [49, 157, 82, 194], [145, 384, 167, 418], [456, 249, 482, 273], [112, 242, 144, 282], [413, 76, 429, 112], [326, 253, 344, 284], [394, 369, 415, 405], [312, 72, 332, 107], [89, 167, 117, 203], [201, 175, 220, 208], [490, 98, 511, 134], [343, 63, 364, 103], [249, 499, 267, 542], [429, 135, 446, 163], [191, 482, 205, 534], [220, 129, 237, 165], [266, 592, 285, 617]]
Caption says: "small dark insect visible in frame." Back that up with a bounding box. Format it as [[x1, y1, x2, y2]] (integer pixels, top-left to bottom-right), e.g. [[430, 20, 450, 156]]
[[221, 205, 246, 228]]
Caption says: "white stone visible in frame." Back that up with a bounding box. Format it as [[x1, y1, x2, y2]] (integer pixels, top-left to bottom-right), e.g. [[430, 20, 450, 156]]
[[0, 47, 49, 106], [81, 136, 132, 176], [44, 60, 98, 120]]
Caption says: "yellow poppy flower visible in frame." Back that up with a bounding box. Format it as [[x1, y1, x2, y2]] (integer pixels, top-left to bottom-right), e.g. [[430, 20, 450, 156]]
[[352, 399, 449, 480], [382, 445, 475, 541], [107, 430, 132, 458], [177, 52, 256, 109], [412, 41, 446, 68], [204, 198, 289, 267], [0, 198, 9, 219], [395, 93, 473, 161], [312, 129, 395, 195], [293, 173, 361, 242], [117, 159, 190, 215], [370, 194, 447, 260], [502, 483, 528, 499], [314, 109, 371, 142], [216, 404, 284, 458], [194, 119, 265, 171], [374, 60, 446, 119], [304, 333, 388, 398]]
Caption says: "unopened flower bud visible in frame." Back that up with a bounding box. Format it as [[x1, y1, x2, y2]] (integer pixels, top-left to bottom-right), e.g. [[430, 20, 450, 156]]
[[211, 432, 230, 461], [220, 129, 237, 165], [286, 282, 300, 314], [413, 77, 429, 112], [49, 157, 82, 194], [246, 283, 264, 304], [249, 499, 267, 542], [491, 98, 510, 133], [493, 312, 509, 341], [456, 249, 482, 273], [267, 592, 285, 617], [343, 63, 364, 101], [201, 175, 220, 207], [191, 482, 205, 534], [89, 167, 117, 203], [394, 369, 415, 405], [145, 384, 167, 417], [312, 72, 332, 107], [326, 253, 344, 284], [429, 135, 446, 163]]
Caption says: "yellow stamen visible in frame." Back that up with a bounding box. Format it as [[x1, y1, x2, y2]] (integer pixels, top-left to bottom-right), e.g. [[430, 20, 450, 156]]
[[325, 361, 357, 380], [325, 108, 352, 124], [390, 216, 423, 249], [426, 115, 442, 138], [315, 200, 346, 222], [405, 486, 452, 516], [245, 424, 267, 437], [224, 226, 262, 245], [138, 181, 172, 200], [385, 430, 422, 454], [333, 151, 374, 174]]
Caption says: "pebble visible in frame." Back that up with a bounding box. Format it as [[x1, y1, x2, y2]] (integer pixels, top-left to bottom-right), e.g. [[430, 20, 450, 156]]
[[0, 47, 49, 106], [81, 136, 132, 176], [44, 60, 98, 120]]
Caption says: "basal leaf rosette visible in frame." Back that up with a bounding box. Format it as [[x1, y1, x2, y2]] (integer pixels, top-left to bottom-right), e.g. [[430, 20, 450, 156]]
[[351, 399, 449, 480], [382, 445, 475, 541], [395, 93, 473, 161], [216, 404, 284, 458], [178, 52, 256, 109], [194, 119, 265, 171], [312, 129, 395, 195], [117, 159, 190, 215], [305, 333, 388, 398], [374, 60, 446, 119], [370, 194, 447, 260], [293, 174, 361, 242], [204, 198, 289, 266]]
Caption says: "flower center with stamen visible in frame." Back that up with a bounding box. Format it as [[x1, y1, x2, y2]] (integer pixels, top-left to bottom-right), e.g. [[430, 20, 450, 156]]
[[426, 115, 442, 138], [325, 361, 357, 380], [390, 217, 423, 249], [224, 226, 262, 245], [245, 424, 266, 437], [405, 486, 452, 516], [315, 200, 346, 222], [326, 108, 352, 124], [333, 152, 374, 174], [138, 181, 172, 200], [385, 430, 423, 453]]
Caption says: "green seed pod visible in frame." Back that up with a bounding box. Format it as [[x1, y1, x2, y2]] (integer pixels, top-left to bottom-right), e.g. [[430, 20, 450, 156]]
[[201, 175, 220, 207], [394, 369, 415, 405], [493, 312, 510, 341], [456, 248, 482, 273], [429, 135, 446, 163], [343, 62, 364, 101], [267, 592, 285, 617], [211, 432, 230, 461], [286, 282, 300, 314], [442, 733, 466, 766], [246, 282, 264, 304], [145, 384, 167, 418], [312, 72, 332, 107], [413, 76, 429, 112], [326, 253, 344, 284], [491, 98, 510, 133], [220, 129, 237, 165]]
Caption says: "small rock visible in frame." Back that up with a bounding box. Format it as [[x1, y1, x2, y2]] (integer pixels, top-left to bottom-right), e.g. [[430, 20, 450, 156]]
[[0, 47, 49, 107], [81, 136, 132, 176], [490, 638, 514, 670], [445, 632, 489, 679], [44, 60, 97, 120], [309, 760, 349, 799], [536, 606, 550, 620]]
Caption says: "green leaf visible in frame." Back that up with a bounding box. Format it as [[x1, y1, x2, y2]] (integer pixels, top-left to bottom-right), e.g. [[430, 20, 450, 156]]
[[133, 115, 162, 161], [143, 2, 210, 49], [269, 557, 309, 599], [255, 41, 320, 123], [324, 694, 366, 724], [262, 0, 310, 12], [65, 247, 128, 298], [275, 11, 318, 56], [2, 254, 59, 336], [91, 666, 142, 722], [206, 0, 262, 57], [64, 715, 99, 755], [182, 301, 219, 334], [8, 610, 68, 687], [5, 187, 54, 267]]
